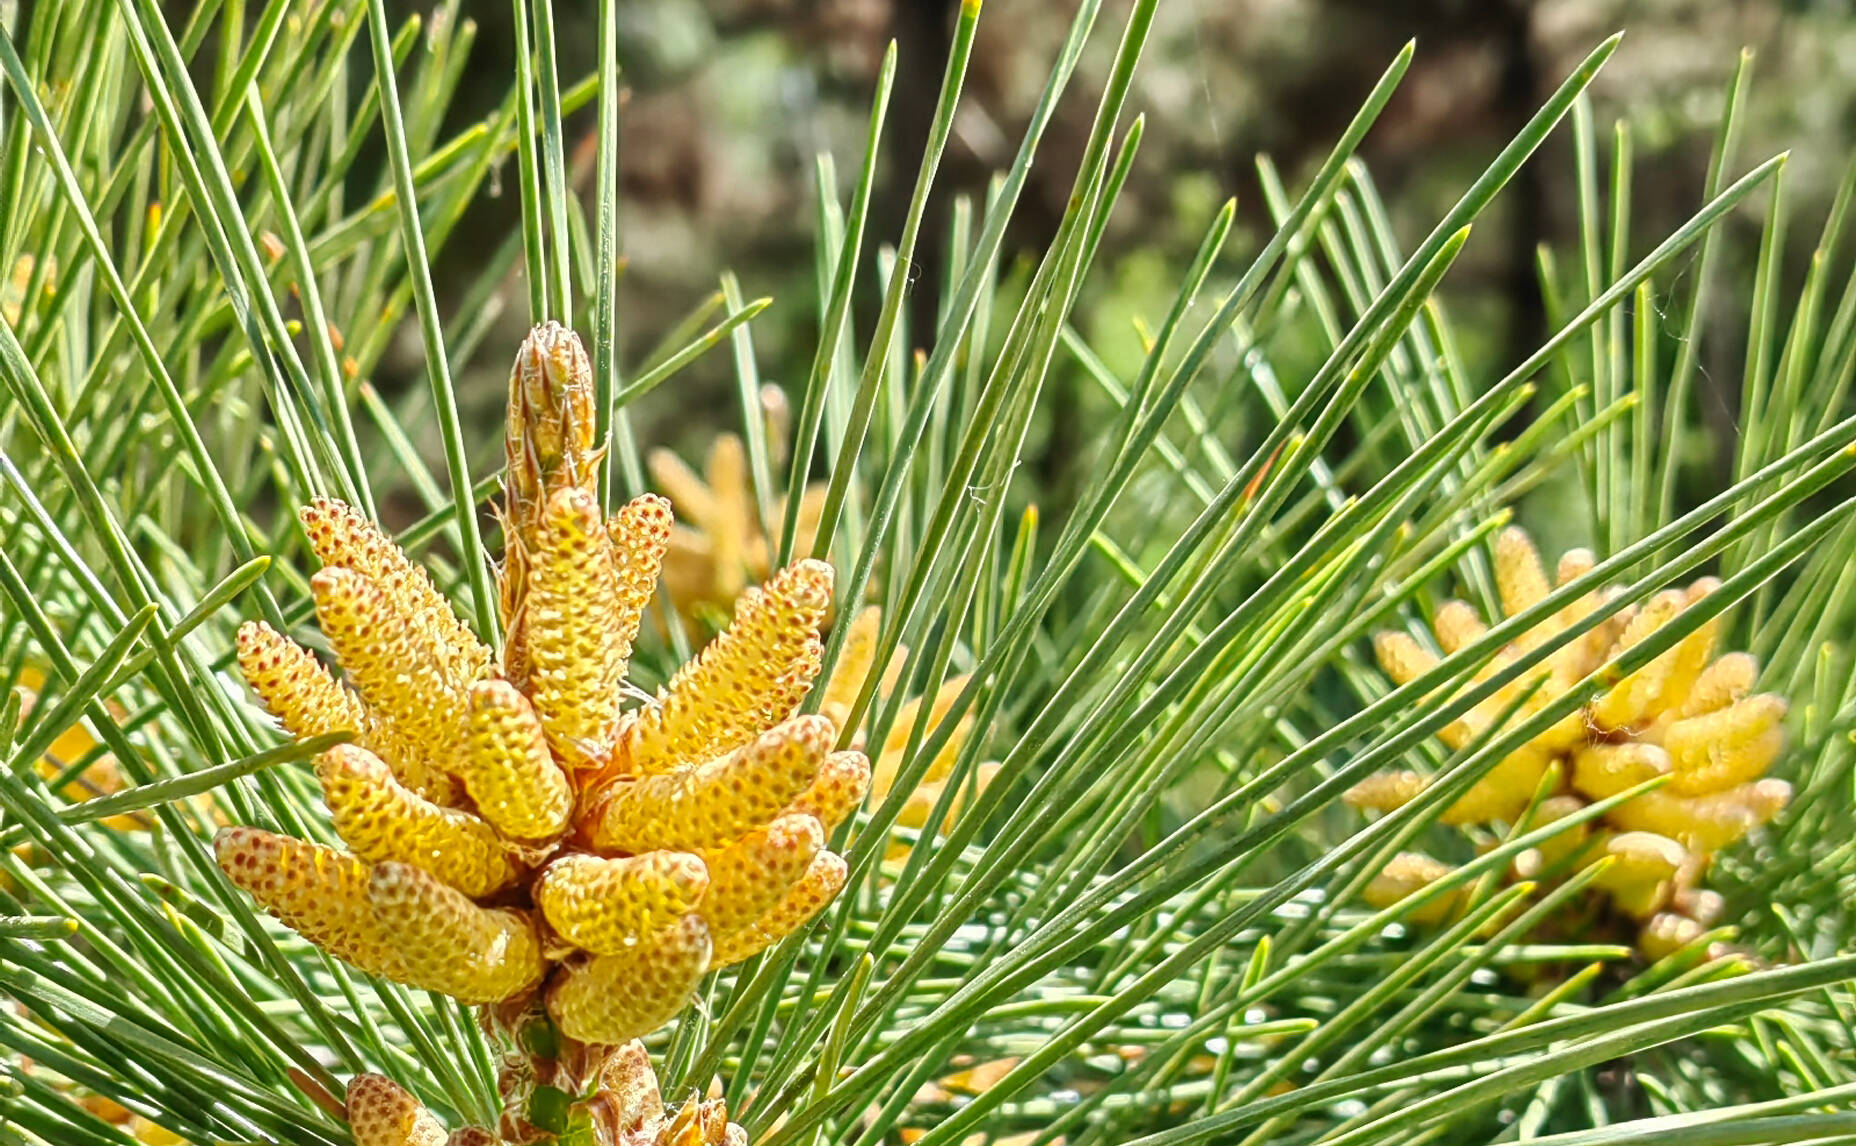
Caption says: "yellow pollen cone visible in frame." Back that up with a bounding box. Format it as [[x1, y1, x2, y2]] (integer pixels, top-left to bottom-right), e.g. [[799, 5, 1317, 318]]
[[1570, 742, 1670, 803], [1548, 547, 1615, 678], [606, 494, 676, 660], [1363, 852, 1459, 925], [316, 745, 516, 898], [345, 1075, 446, 1146], [709, 850, 846, 967], [535, 852, 710, 955], [1438, 745, 1553, 826], [1657, 590, 1720, 717], [877, 675, 974, 792], [525, 486, 629, 764], [1431, 600, 1486, 654], [213, 827, 402, 980], [596, 716, 832, 852], [1373, 631, 1437, 687], [1679, 652, 1758, 718], [819, 606, 883, 727], [699, 813, 823, 938], [626, 560, 834, 774], [298, 499, 492, 690], [702, 435, 751, 602], [1662, 694, 1787, 796], [1527, 794, 1592, 873], [311, 566, 461, 802], [1587, 838, 1681, 920], [367, 862, 545, 1003], [648, 447, 721, 533], [236, 621, 364, 741], [1604, 779, 1790, 852], [763, 636, 824, 731], [1494, 526, 1551, 629], [1589, 832, 1685, 904], [459, 680, 573, 842], [1344, 770, 1428, 814], [547, 914, 713, 1046], [895, 761, 1003, 838], [788, 750, 873, 832], [1589, 590, 1687, 731]]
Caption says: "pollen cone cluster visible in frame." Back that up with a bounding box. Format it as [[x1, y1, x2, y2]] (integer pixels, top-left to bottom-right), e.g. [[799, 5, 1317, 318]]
[[648, 389, 827, 629], [345, 1052, 745, 1146], [14, 667, 150, 834], [24, 1068, 184, 1145], [2, 252, 49, 326], [217, 324, 866, 1052], [1346, 527, 1790, 960], [819, 607, 999, 856]]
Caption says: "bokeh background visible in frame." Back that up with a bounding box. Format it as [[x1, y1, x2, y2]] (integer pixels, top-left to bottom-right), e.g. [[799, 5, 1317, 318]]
[[371, 0, 1856, 521]]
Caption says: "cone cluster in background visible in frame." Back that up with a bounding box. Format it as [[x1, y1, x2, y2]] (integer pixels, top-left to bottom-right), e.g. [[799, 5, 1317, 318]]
[[1346, 527, 1791, 960], [12, 667, 156, 834], [820, 606, 1001, 855], [647, 386, 826, 630], [216, 324, 869, 1050]]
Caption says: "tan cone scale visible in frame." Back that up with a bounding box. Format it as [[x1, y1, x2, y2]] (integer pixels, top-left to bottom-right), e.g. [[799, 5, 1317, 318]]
[[339, 1049, 745, 1146], [218, 324, 867, 1047], [1347, 527, 1790, 960]]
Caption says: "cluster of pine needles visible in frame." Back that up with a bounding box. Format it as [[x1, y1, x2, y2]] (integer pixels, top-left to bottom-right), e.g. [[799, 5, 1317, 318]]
[[3, 1, 1856, 1145]]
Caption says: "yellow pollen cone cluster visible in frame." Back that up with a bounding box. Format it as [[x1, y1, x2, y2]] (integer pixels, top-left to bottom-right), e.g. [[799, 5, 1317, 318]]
[[343, 1045, 745, 1146], [818, 607, 1000, 856], [217, 324, 867, 1051], [648, 395, 828, 629], [13, 666, 224, 837], [1, 252, 51, 326], [1346, 526, 1790, 960], [25, 1070, 186, 1145]]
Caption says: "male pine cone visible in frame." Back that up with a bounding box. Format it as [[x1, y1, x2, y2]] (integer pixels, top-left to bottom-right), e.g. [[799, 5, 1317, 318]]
[[1347, 527, 1790, 958], [216, 323, 870, 1047]]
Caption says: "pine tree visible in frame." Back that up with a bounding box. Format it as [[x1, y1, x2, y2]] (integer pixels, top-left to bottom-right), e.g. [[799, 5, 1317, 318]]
[[1, 3, 1854, 1145]]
